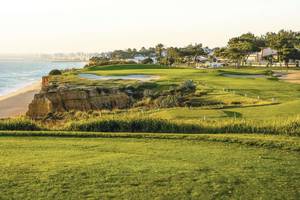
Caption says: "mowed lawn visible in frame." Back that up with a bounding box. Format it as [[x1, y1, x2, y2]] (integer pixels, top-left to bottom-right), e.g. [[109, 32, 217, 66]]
[[0, 136, 299, 199]]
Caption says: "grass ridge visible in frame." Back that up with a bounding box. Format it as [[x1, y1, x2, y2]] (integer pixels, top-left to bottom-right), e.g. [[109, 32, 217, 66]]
[[0, 131, 299, 152]]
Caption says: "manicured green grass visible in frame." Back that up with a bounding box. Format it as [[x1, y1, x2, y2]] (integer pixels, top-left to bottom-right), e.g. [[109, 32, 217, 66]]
[[0, 131, 299, 151], [148, 101, 300, 120], [0, 135, 299, 199]]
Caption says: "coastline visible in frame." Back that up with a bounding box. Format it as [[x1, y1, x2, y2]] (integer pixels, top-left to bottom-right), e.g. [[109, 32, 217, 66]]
[[0, 81, 41, 118]]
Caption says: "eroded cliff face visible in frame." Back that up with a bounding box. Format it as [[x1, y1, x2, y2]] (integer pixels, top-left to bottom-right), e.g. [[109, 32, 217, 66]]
[[27, 85, 131, 119]]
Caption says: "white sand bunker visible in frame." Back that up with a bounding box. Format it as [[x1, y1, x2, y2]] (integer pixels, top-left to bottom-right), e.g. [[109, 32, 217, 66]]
[[79, 74, 159, 81]]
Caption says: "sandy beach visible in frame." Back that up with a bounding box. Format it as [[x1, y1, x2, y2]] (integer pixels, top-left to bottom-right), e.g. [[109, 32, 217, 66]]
[[0, 82, 41, 119]]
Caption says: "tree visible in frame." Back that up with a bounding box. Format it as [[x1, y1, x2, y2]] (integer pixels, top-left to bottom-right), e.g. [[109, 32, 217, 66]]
[[165, 47, 180, 66], [266, 30, 300, 67], [225, 33, 263, 67], [282, 47, 300, 67], [155, 44, 164, 63], [213, 47, 227, 58], [177, 44, 206, 64]]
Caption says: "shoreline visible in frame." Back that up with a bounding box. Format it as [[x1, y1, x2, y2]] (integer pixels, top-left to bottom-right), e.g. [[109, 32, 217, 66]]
[[0, 81, 41, 119]]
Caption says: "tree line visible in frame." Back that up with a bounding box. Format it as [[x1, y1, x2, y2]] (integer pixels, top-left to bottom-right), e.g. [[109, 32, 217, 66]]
[[88, 29, 300, 67], [215, 30, 300, 67]]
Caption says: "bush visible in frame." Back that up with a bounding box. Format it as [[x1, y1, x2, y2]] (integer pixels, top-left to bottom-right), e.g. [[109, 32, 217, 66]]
[[177, 80, 196, 94], [141, 57, 154, 64], [265, 69, 274, 76], [154, 95, 181, 108], [49, 69, 62, 76]]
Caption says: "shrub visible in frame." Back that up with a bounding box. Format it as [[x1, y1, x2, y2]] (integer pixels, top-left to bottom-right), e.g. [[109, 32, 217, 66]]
[[265, 69, 274, 76], [141, 57, 154, 64], [177, 80, 196, 94], [154, 95, 181, 108], [49, 69, 62, 76]]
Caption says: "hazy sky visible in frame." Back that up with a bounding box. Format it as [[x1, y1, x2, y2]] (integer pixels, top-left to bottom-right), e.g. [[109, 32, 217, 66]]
[[0, 0, 299, 53]]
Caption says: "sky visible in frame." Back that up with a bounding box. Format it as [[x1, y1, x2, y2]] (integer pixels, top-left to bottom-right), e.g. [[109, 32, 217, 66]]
[[0, 0, 299, 54]]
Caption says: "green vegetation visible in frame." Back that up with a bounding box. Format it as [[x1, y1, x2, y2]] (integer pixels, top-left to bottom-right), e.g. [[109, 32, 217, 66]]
[[141, 57, 154, 64], [52, 64, 300, 118], [1, 115, 300, 136], [0, 135, 299, 199], [0, 118, 41, 131], [49, 69, 62, 75], [84, 30, 299, 68], [0, 131, 299, 151], [2, 29, 300, 199], [7, 64, 300, 136], [2, 63, 300, 199], [61, 116, 300, 136]]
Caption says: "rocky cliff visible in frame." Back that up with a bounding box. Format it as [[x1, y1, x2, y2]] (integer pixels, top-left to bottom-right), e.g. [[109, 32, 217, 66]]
[[27, 84, 132, 119]]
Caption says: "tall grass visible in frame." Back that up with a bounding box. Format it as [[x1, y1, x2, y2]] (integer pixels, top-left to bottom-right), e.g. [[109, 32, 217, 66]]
[[65, 116, 300, 136], [0, 118, 41, 131], [197, 117, 300, 136], [1, 116, 299, 136], [66, 118, 200, 133]]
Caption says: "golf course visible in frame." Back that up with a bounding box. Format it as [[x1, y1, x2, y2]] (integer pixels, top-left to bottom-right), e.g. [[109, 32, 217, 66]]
[[1, 64, 300, 199]]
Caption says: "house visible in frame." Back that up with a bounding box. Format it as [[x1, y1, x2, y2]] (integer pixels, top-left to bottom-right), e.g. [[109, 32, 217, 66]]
[[208, 62, 224, 68], [126, 54, 158, 64], [262, 48, 278, 58], [195, 56, 208, 62], [247, 48, 278, 64]]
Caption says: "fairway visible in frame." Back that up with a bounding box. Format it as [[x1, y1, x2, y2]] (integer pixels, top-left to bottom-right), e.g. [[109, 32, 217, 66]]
[[0, 136, 299, 199]]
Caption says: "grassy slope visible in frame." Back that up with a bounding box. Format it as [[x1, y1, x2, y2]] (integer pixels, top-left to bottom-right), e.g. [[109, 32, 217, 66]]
[[2, 65, 300, 199], [0, 135, 299, 199]]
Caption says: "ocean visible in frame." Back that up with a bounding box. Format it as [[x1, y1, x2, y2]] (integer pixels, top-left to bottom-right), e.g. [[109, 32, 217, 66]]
[[0, 60, 86, 96]]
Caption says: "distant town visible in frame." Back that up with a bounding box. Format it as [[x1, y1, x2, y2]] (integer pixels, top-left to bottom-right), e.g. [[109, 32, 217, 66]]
[[1, 30, 299, 68]]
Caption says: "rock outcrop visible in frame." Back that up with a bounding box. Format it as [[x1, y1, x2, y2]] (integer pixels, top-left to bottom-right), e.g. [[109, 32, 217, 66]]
[[27, 85, 131, 119]]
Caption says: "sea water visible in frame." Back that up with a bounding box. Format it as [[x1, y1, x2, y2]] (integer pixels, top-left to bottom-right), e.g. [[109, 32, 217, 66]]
[[0, 60, 85, 96]]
